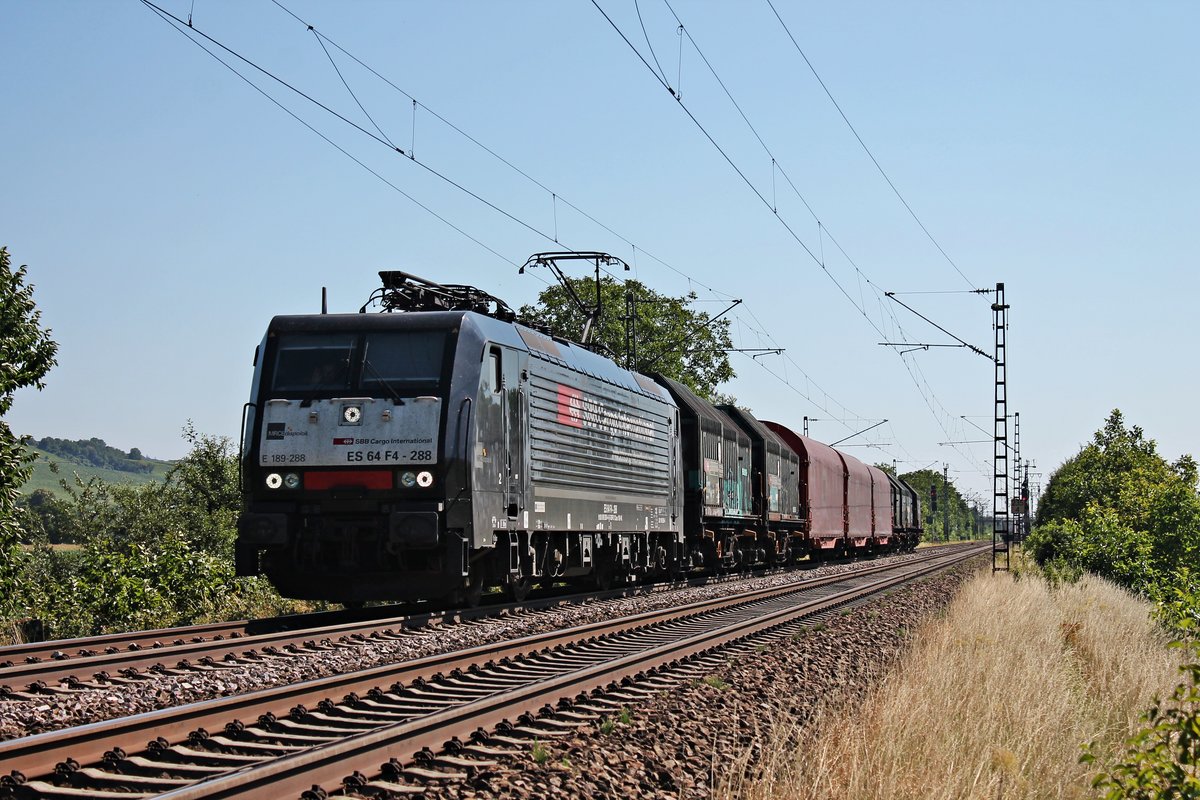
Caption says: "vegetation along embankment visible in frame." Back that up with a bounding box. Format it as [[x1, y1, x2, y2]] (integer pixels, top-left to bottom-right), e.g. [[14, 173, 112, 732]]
[[733, 410, 1200, 799]]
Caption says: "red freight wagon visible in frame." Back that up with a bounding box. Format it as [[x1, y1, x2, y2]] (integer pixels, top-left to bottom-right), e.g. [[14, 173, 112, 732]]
[[841, 450, 874, 551], [763, 421, 846, 552], [866, 464, 893, 548]]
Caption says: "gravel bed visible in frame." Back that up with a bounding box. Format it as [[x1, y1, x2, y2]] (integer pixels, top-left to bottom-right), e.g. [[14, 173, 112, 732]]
[[0, 549, 956, 743], [403, 556, 984, 800]]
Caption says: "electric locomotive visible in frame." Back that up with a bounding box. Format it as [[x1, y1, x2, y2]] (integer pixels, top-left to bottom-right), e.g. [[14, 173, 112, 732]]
[[236, 269, 684, 604]]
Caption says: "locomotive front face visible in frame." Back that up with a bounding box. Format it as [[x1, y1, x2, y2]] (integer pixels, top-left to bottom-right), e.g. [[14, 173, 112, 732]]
[[237, 315, 465, 602]]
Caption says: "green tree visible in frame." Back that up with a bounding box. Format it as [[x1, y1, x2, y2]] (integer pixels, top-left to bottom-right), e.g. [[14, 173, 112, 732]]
[[1026, 410, 1200, 629], [898, 468, 977, 542], [519, 276, 735, 401], [0, 247, 58, 612]]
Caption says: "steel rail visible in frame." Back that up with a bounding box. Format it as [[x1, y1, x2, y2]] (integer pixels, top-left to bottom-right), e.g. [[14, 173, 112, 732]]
[[0, 621, 250, 668], [0, 552, 878, 689], [0, 546, 982, 796], [156, 547, 982, 799]]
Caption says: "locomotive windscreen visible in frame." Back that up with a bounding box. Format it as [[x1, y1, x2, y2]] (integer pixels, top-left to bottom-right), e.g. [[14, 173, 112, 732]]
[[271, 333, 355, 393], [268, 330, 449, 396], [360, 331, 446, 389]]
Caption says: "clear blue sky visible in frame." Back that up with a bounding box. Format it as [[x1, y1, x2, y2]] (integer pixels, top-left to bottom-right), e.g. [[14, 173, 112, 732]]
[[4, 1, 1197, 505]]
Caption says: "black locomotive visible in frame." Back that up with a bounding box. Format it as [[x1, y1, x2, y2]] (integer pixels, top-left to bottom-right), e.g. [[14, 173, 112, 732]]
[[236, 261, 921, 604]]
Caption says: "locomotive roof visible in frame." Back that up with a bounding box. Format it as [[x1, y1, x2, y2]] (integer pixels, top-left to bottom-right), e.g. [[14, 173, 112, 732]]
[[266, 310, 673, 404]]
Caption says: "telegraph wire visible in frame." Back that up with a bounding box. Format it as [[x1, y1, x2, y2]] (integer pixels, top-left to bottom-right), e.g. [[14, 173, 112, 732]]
[[764, 0, 977, 290]]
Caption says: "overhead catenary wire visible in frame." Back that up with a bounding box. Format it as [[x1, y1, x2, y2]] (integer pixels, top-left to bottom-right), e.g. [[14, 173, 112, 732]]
[[763, 0, 977, 291], [140, 0, 586, 258], [264, 0, 893, 442], [140, 0, 521, 270], [167, 0, 879, 443], [590, 0, 889, 342], [268, 0, 737, 303], [593, 0, 991, 478], [153, 2, 968, 468]]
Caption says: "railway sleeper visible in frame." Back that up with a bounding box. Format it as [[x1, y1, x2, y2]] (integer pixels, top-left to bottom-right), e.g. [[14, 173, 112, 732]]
[[360, 780, 425, 795], [162, 744, 262, 765], [74, 767, 192, 789], [105, 755, 227, 776]]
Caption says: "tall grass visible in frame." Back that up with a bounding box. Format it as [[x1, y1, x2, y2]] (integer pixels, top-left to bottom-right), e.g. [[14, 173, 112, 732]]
[[728, 570, 1184, 800]]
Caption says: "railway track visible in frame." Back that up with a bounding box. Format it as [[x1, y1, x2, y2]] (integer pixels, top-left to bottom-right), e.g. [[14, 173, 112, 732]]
[[0, 544, 983, 799], [0, 550, 923, 694]]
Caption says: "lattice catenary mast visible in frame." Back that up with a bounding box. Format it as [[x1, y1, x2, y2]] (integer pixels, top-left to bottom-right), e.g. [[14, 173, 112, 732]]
[[992, 283, 1010, 572]]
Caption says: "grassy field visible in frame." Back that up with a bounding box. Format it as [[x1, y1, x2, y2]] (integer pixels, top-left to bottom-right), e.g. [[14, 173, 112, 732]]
[[20, 447, 174, 496], [728, 562, 1186, 799]]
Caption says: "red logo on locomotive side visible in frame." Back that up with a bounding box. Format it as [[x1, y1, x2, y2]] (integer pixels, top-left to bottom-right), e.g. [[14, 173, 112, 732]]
[[556, 385, 584, 428]]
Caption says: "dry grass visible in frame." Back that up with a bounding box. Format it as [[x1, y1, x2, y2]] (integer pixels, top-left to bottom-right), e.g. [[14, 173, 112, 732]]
[[727, 569, 1185, 800]]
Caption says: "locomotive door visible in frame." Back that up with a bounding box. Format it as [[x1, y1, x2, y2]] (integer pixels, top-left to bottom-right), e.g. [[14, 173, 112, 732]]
[[474, 346, 506, 528], [496, 346, 525, 521]]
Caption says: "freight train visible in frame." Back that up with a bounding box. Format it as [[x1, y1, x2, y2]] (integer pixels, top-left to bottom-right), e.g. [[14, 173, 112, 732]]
[[235, 262, 921, 605]]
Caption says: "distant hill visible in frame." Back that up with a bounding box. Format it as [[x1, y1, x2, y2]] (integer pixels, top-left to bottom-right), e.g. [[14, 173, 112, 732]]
[[34, 436, 154, 473], [21, 441, 175, 497]]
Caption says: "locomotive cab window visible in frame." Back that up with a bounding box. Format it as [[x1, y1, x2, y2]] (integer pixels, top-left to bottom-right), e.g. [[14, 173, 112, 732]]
[[271, 333, 355, 393], [267, 330, 450, 398], [361, 331, 447, 391], [488, 347, 502, 393]]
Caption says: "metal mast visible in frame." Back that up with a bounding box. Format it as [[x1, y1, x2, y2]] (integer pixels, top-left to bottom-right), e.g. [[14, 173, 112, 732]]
[[1012, 411, 1021, 546], [992, 283, 1010, 572]]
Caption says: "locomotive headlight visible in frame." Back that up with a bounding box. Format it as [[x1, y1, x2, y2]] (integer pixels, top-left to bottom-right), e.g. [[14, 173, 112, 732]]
[[416, 471, 433, 488], [342, 405, 362, 424], [400, 471, 418, 489], [265, 473, 283, 490], [283, 472, 301, 490]]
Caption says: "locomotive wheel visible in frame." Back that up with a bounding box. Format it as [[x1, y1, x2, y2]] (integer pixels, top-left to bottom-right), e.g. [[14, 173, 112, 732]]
[[593, 546, 617, 590], [463, 566, 486, 607], [505, 572, 532, 603]]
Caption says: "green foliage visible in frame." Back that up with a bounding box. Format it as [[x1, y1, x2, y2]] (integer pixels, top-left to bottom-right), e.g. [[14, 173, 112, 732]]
[[518, 276, 735, 401], [0, 247, 59, 616], [7, 426, 301, 639], [1085, 642, 1200, 798], [530, 741, 550, 765], [1026, 410, 1200, 631], [34, 436, 154, 474], [899, 468, 981, 541]]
